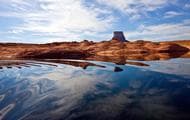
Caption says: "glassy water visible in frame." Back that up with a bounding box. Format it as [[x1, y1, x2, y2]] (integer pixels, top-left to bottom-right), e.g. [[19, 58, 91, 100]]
[[0, 59, 190, 120]]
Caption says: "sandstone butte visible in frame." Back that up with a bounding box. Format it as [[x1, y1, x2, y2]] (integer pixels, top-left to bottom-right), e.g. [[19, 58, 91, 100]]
[[0, 39, 190, 63]]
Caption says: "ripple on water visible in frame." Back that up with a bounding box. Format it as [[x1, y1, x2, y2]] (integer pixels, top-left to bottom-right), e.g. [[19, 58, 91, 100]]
[[0, 103, 15, 120], [0, 94, 5, 102]]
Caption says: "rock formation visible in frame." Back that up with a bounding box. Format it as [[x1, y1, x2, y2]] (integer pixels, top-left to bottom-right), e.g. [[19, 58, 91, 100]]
[[112, 31, 128, 42], [0, 39, 190, 62]]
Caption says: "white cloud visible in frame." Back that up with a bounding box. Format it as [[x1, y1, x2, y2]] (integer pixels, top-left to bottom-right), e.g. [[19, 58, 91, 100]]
[[126, 19, 190, 41], [96, 0, 170, 20], [164, 11, 183, 18], [0, 0, 189, 43], [185, 3, 190, 9], [0, 0, 115, 42]]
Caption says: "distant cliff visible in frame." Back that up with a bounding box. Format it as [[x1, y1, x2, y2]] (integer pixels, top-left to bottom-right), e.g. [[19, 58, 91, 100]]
[[112, 31, 128, 42]]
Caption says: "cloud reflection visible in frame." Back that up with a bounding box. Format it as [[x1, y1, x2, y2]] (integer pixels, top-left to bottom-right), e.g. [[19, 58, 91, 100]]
[[0, 59, 190, 120]]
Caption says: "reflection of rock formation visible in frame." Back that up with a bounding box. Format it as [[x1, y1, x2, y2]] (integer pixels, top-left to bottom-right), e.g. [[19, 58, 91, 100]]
[[86, 52, 189, 64], [0, 60, 126, 73], [114, 66, 123, 72], [125, 61, 149, 66], [0, 60, 106, 70], [41, 59, 105, 69], [0, 60, 57, 69]]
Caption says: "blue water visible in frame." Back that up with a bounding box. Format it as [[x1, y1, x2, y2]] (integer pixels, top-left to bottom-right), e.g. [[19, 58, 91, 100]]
[[0, 59, 190, 120]]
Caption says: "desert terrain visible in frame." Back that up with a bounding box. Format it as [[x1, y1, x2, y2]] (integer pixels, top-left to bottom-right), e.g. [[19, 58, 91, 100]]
[[0, 39, 190, 63]]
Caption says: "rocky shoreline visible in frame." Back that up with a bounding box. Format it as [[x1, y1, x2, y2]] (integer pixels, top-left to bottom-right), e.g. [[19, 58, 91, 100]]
[[0, 40, 190, 62]]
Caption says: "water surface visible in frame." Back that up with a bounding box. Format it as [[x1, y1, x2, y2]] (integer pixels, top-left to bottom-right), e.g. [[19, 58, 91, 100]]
[[0, 59, 190, 120]]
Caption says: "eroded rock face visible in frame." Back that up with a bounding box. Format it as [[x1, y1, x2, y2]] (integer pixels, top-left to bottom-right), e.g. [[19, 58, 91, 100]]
[[112, 31, 128, 42], [18, 49, 90, 59], [0, 40, 189, 61]]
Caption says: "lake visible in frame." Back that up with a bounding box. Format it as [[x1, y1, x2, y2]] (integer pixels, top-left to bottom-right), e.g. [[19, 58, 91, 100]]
[[0, 59, 190, 120]]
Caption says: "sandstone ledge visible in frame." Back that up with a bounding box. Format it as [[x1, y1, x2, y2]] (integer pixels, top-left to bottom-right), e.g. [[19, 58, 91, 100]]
[[0, 40, 189, 61]]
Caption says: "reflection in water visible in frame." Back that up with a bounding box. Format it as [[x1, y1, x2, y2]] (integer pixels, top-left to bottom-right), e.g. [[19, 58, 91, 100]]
[[0, 103, 15, 120], [0, 60, 57, 69], [87, 52, 190, 64], [114, 67, 123, 72], [38, 59, 106, 69], [125, 61, 149, 66], [0, 59, 190, 120]]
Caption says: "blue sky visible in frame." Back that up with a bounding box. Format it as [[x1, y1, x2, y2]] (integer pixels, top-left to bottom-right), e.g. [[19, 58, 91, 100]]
[[0, 0, 190, 43]]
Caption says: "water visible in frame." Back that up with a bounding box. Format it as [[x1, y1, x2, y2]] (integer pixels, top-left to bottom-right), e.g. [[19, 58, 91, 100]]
[[0, 59, 190, 120]]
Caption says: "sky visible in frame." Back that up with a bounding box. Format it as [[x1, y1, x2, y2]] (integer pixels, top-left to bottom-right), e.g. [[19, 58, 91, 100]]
[[0, 0, 190, 43]]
